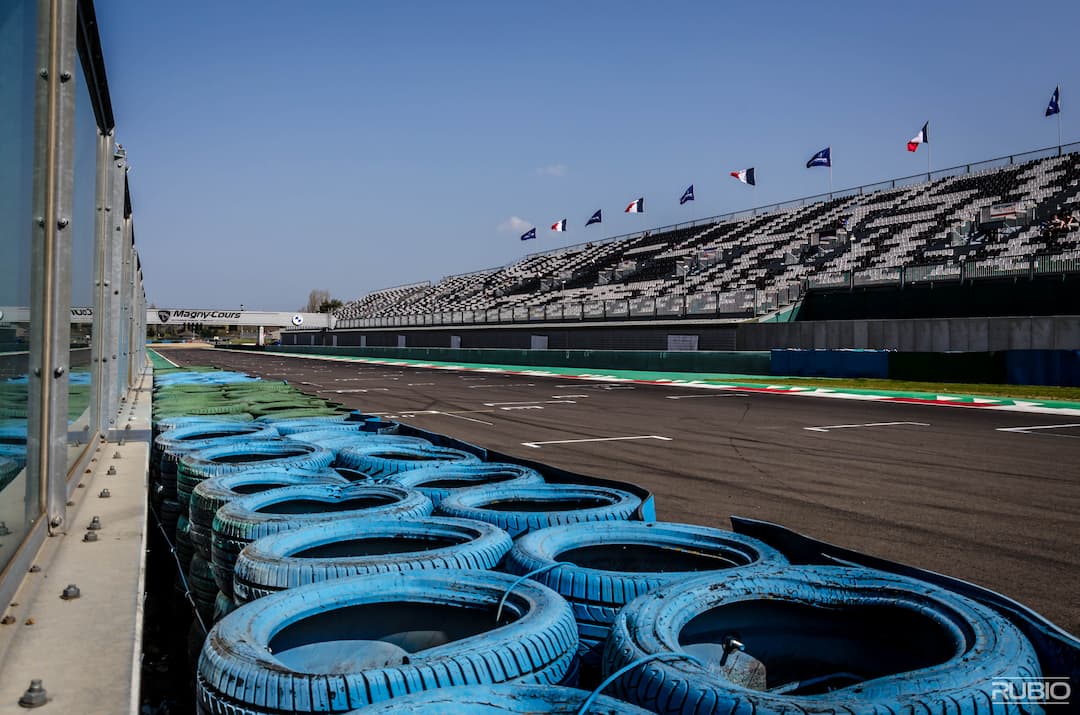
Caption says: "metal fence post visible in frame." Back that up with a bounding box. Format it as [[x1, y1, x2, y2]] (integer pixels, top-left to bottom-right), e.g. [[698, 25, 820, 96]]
[[28, 0, 78, 531]]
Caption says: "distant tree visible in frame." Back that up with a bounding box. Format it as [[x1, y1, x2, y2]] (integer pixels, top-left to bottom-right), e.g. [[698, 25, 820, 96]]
[[301, 289, 332, 313], [317, 298, 343, 314]]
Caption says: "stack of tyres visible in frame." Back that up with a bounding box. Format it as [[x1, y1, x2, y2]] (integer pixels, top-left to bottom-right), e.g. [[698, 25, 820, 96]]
[[351, 684, 653, 714], [505, 522, 787, 675], [176, 440, 335, 519], [436, 485, 642, 538], [335, 443, 481, 480], [188, 470, 348, 565], [283, 429, 432, 468], [197, 570, 580, 713], [231, 516, 514, 603], [602, 566, 1045, 714], [387, 463, 545, 507], [210, 483, 433, 598]]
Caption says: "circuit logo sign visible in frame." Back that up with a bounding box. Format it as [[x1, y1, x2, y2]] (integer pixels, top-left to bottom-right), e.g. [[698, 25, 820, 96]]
[[168, 310, 242, 320], [992, 677, 1070, 706], [158, 310, 171, 323]]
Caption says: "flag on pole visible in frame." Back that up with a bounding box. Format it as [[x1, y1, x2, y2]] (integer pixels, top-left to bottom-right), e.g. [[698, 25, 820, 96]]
[[551, 219, 567, 232], [624, 197, 644, 213], [586, 210, 602, 226], [679, 185, 694, 204], [907, 122, 929, 152], [1047, 86, 1061, 116], [806, 147, 831, 168], [730, 168, 756, 185], [520, 227, 536, 241]]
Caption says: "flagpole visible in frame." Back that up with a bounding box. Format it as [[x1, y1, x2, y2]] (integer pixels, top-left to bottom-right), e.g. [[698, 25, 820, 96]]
[[1059, 111, 1063, 154], [927, 142, 932, 179], [828, 163, 833, 197]]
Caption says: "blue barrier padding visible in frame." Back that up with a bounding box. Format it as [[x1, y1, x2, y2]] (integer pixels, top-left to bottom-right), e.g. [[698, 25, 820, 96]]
[[1006, 350, 1080, 387], [771, 349, 889, 379]]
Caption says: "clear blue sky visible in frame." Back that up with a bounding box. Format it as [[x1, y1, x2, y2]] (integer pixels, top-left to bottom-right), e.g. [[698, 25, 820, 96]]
[[95, 0, 1077, 311]]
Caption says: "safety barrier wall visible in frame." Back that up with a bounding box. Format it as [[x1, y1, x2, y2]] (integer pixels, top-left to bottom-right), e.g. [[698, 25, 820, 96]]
[[266, 345, 773, 375]]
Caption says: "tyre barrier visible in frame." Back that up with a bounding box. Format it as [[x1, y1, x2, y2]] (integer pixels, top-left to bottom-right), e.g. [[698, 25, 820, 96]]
[[283, 429, 431, 458], [257, 416, 353, 435], [196, 569, 579, 713], [160, 497, 183, 536], [0, 445, 26, 474], [152, 414, 255, 440], [187, 554, 218, 624], [175, 514, 195, 573], [188, 470, 349, 562], [213, 590, 237, 623], [232, 516, 514, 604], [388, 463, 545, 507], [335, 444, 482, 480], [176, 440, 335, 511], [505, 522, 788, 670], [602, 565, 1044, 715], [351, 683, 653, 714], [436, 485, 643, 538], [156, 422, 279, 501], [211, 483, 433, 596]]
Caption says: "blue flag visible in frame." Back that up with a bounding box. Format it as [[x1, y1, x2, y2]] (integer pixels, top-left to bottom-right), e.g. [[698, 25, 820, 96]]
[[586, 210, 602, 226], [806, 147, 831, 168], [680, 185, 695, 204], [520, 227, 536, 241], [1047, 86, 1060, 117]]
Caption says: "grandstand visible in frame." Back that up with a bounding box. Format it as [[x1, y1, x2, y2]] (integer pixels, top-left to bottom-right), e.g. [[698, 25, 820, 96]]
[[335, 146, 1080, 327]]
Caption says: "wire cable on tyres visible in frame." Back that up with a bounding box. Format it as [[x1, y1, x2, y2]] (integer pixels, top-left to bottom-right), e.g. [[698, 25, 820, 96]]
[[177, 440, 335, 511], [196, 569, 579, 714], [349, 683, 653, 714], [505, 522, 788, 668], [388, 463, 544, 507], [436, 485, 642, 538], [335, 444, 481, 480], [211, 483, 433, 596], [232, 516, 514, 604], [602, 565, 1045, 715], [188, 470, 348, 562]]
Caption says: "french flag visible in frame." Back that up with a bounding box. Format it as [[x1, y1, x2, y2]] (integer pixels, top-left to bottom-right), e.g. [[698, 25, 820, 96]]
[[730, 168, 756, 186], [624, 197, 644, 213], [551, 219, 567, 232], [907, 122, 928, 152]]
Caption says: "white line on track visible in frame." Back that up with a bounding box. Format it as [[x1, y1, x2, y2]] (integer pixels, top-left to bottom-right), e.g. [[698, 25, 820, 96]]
[[407, 383, 435, 386], [804, 421, 930, 433], [468, 383, 535, 388], [484, 400, 575, 406], [521, 435, 673, 449], [551, 395, 589, 399], [665, 394, 739, 400], [438, 412, 494, 425], [996, 423, 1080, 437]]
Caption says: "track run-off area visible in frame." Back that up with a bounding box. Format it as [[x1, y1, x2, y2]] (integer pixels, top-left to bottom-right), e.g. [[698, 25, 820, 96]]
[[158, 345, 1080, 633]]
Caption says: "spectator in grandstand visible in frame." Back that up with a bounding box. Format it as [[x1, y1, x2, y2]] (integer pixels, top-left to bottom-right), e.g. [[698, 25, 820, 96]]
[[1046, 213, 1068, 236], [1065, 212, 1079, 232]]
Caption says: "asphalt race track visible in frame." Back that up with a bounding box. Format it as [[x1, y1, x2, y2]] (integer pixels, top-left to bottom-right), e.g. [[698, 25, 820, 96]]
[[160, 346, 1080, 632]]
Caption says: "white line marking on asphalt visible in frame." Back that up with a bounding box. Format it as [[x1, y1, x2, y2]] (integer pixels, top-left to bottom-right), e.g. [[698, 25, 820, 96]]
[[521, 435, 673, 449], [407, 383, 435, 386], [551, 395, 589, 399], [804, 421, 931, 433], [438, 412, 494, 425], [665, 394, 739, 400], [468, 383, 535, 388], [483, 400, 576, 407], [299, 381, 322, 387], [320, 388, 389, 393], [996, 423, 1080, 437], [501, 405, 544, 411]]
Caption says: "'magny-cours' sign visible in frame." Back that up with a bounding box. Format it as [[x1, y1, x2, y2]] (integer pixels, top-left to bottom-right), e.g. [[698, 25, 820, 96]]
[[0, 307, 331, 328]]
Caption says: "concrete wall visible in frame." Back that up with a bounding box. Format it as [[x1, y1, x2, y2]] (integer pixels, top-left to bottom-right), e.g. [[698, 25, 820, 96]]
[[736, 316, 1080, 351]]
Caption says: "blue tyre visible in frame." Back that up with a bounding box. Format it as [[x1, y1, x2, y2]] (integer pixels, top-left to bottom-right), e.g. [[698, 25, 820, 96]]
[[506, 521, 787, 669], [603, 565, 1044, 714], [436, 485, 642, 538], [211, 483, 433, 596], [196, 569, 578, 713], [335, 444, 481, 479], [188, 470, 348, 561], [232, 516, 513, 603], [351, 683, 652, 714], [284, 429, 431, 458], [389, 463, 544, 507], [177, 440, 335, 512]]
